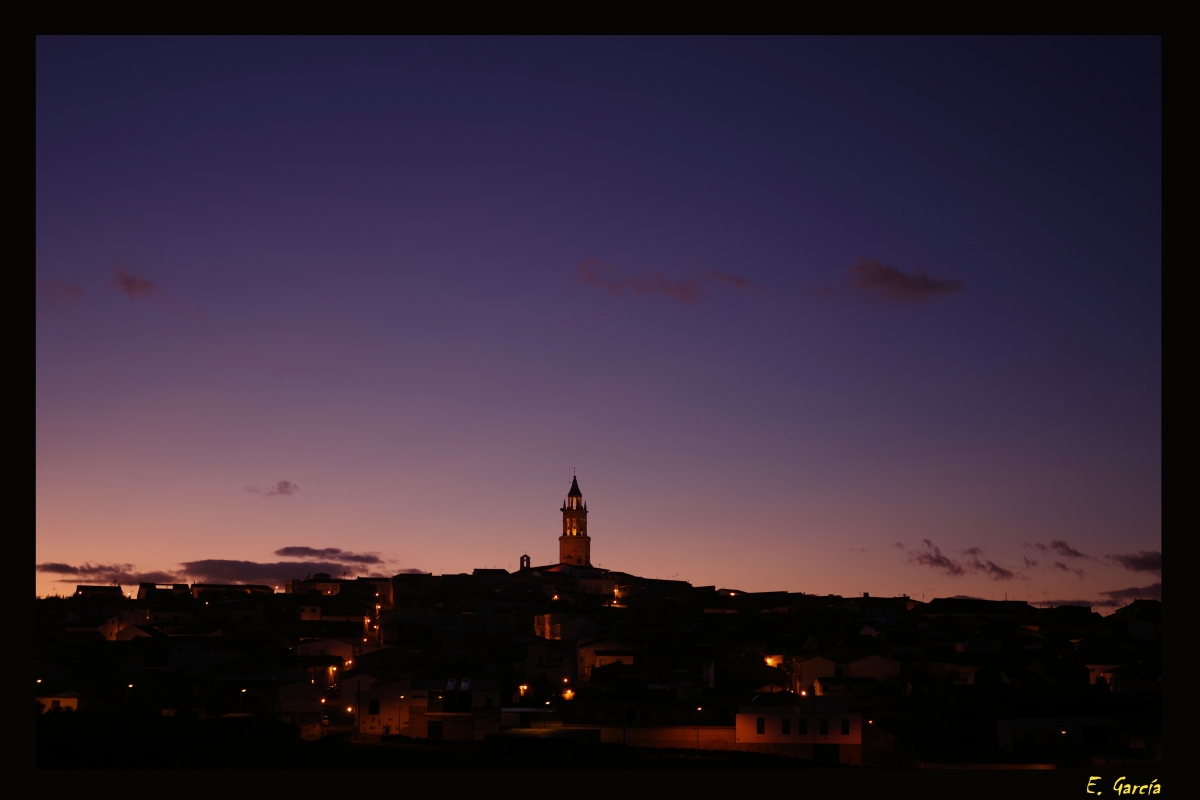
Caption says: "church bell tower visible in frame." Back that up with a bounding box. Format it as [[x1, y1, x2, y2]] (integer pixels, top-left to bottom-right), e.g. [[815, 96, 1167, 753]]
[[559, 476, 591, 567]]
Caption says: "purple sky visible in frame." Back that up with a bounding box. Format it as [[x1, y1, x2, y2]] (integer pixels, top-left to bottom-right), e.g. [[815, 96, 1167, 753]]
[[36, 37, 1160, 608]]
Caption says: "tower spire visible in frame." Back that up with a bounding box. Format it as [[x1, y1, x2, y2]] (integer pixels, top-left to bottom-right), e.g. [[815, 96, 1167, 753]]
[[559, 474, 591, 567]]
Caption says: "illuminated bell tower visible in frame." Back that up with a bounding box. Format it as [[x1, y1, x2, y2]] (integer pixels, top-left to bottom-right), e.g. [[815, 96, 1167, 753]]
[[559, 476, 591, 566]]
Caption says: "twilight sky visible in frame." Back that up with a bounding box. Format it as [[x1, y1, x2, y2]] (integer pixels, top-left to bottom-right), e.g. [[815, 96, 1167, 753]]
[[36, 37, 1161, 608]]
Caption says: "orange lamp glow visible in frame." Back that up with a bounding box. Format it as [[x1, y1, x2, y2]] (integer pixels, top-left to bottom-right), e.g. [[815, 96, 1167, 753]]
[[321, 698, 326, 704]]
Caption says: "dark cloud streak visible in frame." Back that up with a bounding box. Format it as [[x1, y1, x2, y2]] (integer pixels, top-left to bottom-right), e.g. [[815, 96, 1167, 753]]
[[37, 280, 84, 310], [575, 259, 757, 305], [846, 257, 964, 304], [111, 264, 203, 319], [36, 562, 181, 585], [909, 540, 966, 577], [1106, 550, 1161, 574], [899, 541, 1019, 581], [1026, 540, 1089, 559], [274, 546, 382, 564], [246, 480, 300, 497]]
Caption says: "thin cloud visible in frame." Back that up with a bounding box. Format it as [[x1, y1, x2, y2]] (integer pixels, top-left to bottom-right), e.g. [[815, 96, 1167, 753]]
[[967, 557, 1016, 581], [178, 559, 361, 584], [37, 280, 84, 312], [1026, 540, 1089, 559], [246, 480, 300, 497], [1051, 561, 1087, 580], [708, 270, 754, 290], [112, 264, 203, 319], [1034, 583, 1161, 610], [1032, 599, 1095, 608], [1099, 582, 1161, 604], [1023, 557, 1039, 568], [38, 557, 422, 589], [1106, 550, 1161, 574], [574, 259, 757, 305], [576, 259, 701, 303], [907, 540, 966, 577], [114, 267, 162, 299], [36, 562, 181, 585], [274, 546, 382, 565], [900, 541, 1018, 580], [846, 257, 965, 304]]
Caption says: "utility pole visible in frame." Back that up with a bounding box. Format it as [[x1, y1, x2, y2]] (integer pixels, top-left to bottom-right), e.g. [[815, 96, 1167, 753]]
[[622, 686, 626, 746]]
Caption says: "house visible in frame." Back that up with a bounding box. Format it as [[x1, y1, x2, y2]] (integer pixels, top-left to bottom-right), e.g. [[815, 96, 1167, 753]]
[[352, 679, 410, 738], [792, 652, 900, 693], [997, 717, 1116, 754], [405, 678, 503, 740], [277, 681, 326, 719], [813, 676, 879, 700], [137, 583, 191, 600], [73, 585, 125, 599], [338, 669, 386, 706], [295, 638, 360, 663], [115, 625, 166, 641], [38, 688, 85, 713], [286, 573, 349, 597], [190, 583, 273, 599], [926, 660, 981, 685], [576, 639, 637, 680], [735, 695, 863, 764], [534, 613, 597, 641], [526, 638, 580, 684]]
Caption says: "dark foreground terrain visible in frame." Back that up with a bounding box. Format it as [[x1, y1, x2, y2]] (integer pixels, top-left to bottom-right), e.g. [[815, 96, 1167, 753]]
[[36, 709, 842, 769]]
